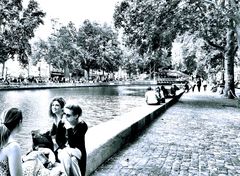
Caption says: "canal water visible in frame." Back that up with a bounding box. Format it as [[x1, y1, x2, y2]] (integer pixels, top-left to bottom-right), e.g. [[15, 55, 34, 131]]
[[0, 85, 151, 154]]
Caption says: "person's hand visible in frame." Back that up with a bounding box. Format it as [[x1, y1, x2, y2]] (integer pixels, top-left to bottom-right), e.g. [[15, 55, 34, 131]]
[[64, 121, 73, 129], [62, 147, 82, 160]]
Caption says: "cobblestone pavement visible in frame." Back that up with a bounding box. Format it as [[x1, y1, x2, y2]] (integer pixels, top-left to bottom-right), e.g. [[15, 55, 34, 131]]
[[90, 90, 240, 176]]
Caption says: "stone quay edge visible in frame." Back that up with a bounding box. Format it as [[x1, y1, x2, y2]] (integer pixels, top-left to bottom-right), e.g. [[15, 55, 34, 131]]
[[85, 90, 184, 176]]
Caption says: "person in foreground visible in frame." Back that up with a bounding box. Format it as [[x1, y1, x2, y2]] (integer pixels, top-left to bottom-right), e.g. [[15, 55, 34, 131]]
[[48, 97, 67, 159], [22, 97, 67, 175], [58, 101, 88, 176], [0, 108, 23, 176]]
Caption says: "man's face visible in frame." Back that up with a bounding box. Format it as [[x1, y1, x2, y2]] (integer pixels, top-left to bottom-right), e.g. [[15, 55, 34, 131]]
[[63, 108, 78, 126]]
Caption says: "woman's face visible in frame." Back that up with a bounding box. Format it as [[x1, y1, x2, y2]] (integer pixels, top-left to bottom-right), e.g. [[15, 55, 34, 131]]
[[51, 101, 62, 115]]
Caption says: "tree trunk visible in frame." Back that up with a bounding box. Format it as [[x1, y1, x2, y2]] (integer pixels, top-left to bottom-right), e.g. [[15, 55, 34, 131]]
[[64, 61, 70, 81], [87, 68, 90, 81], [224, 21, 235, 99], [235, 21, 240, 51], [149, 65, 152, 80], [2, 62, 5, 78]]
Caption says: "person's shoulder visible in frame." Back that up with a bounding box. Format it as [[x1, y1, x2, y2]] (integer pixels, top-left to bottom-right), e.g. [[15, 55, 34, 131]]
[[4, 141, 21, 153], [8, 140, 20, 148], [76, 120, 88, 129], [146, 90, 152, 93], [79, 120, 88, 127], [73, 121, 88, 135]]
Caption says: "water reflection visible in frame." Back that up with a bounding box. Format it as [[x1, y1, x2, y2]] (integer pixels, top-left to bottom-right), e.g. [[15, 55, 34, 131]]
[[0, 85, 148, 153]]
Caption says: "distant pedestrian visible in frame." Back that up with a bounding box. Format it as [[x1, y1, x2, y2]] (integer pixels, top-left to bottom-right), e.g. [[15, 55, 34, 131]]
[[196, 78, 202, 92], [190, 80, 196, 92], [184, 82, 190, 93], [202, 80, 208, 91]]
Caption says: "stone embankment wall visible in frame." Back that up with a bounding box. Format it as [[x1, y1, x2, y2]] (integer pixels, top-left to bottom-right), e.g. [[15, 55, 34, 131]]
[[85, 90, 184, 176]]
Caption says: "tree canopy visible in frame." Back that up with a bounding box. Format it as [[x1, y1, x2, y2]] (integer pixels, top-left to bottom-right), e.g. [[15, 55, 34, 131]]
[[33, 20, 123, 80], [0, 0, 45, 68], [113, 0, 240, 98]]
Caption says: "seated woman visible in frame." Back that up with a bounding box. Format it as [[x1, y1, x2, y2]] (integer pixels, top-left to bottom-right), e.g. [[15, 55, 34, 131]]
[[22, 97, 67, 175], [47, 97, 67, 159], [0, 108, 23, 176], [155, 86, 165, 103]]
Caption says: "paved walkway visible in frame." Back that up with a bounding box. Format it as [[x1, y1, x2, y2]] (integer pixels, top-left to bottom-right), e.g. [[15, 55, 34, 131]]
[[90, 90, 240, 176]]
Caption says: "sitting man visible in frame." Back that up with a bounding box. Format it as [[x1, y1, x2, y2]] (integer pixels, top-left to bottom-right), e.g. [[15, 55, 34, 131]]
[[145, 87, 161, 105], [160, 85, 170, 98], [58, 101, 88, 176], [169, 84, 180, 97]]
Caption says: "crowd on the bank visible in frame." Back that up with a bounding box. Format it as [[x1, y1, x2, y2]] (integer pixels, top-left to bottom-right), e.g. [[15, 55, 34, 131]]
[[183, 77, 225, 94], [2, 76, 79, 85], [144, 76, 213, 105], [1, 75, 121, 86], [182, 76, 211, 94], [145, 84, 180, 105], [0, 98, 88, 176]]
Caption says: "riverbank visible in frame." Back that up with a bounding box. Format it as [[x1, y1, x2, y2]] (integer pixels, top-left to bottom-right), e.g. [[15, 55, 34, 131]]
[[91, 90, 240, 176], [85, 90, 184, 175], [0, 81, 143, 91], [0, 82, 118, 90], [0, 80, 185, 91]]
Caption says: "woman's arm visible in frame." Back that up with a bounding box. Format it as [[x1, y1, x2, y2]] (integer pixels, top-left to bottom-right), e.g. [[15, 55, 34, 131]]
[[8, 142, 23, 176]]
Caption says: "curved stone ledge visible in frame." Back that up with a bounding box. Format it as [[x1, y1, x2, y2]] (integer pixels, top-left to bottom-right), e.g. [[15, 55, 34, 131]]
[[85, 90, 184, 176]]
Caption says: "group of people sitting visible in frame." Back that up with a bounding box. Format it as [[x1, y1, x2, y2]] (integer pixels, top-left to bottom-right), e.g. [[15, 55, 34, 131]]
[[0, 97, 88, 176], [145, 84, 180, 105]]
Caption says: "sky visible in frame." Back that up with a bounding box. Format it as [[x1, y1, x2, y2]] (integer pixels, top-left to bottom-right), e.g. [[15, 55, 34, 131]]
[[25, 0, 122, 40]]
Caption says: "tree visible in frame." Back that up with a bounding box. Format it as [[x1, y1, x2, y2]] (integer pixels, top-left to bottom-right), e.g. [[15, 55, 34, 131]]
[[179, 0, 239, 98], [75, 20, 123, 80], [97, 23, 123, 74], [121, 48, 143, 78], [33, 22, 77, 78], [114, 0, 188, 80], [172, 33, 210, 77], [0, 0, 45, 77], [114, 0, 240, 98], [33, 20, 123, 81]]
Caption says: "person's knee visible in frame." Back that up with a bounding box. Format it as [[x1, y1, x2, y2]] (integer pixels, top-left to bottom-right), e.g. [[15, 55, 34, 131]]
[[58, 149, 70, 162], [71, 156, 79, 164]]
